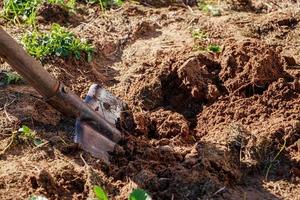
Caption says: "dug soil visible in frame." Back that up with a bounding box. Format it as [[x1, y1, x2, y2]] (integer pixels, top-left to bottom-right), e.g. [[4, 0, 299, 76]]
[[0, 1, 300, 200]]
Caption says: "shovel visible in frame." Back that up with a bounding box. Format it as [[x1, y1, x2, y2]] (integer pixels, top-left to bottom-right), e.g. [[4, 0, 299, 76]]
[[0, 27, 133, 163]]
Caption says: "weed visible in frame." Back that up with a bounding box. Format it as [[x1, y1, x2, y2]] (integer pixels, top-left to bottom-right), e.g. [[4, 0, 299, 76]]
[[2, 0, 77, 25], [18, 125, 36, 142], [0, 125, 44, 155], [48, 0, 77, 10], [190, 29, 221, 53], [93, 186, 109, 200], [93, 186, 151, 200], [191, 29, 207, 40], [207, 44, 221, 53], [265, 139, 286, 180], [29, 195, 48, 200], [86, 0, 123, 10], [1, 72, 22, 85], [198, 0, 221, 16], [129, 189, 152, 200], [22, 23, 94, 61], [2, 0, 41, 24]]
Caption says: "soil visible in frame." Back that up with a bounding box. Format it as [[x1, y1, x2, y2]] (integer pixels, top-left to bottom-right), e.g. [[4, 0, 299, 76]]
[[36, 3, 84, 25], [1, 1, 300, 200]]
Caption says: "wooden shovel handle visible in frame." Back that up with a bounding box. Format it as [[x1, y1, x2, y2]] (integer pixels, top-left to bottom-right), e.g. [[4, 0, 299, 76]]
[[0, 27, 60, 98], [0, 27, 122, 140]]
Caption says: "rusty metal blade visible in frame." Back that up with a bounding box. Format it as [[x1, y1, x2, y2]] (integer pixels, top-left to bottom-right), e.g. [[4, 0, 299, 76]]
[[75, 121, 116, 163], [74, 84, 128, 163]]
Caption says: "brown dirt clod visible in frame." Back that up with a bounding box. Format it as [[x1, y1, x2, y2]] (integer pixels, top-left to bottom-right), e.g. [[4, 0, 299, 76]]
[[220, 38, 288, 96]]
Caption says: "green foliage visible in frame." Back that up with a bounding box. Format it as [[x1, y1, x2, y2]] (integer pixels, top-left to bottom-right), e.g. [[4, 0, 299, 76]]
[[198, 0, 221, 16], [190, 28, 221, 53], [29, 195, 48, 200], [265, 139, 286, 180], [191, 29, 207, 40], [0, 125, 44, 155], [18, 125, 36, 141], [93, 186, 151, 200], [2, 0, 77, 24], [129, 189, 152, 200], [93, 186, 109, 200], [2, 72, 22, 85], [22, 24, 94, 61], [86, 0, 123, 10], [2, 0, 41, 24], [18, 125, 44, 146], [207, 44, 221, 53], [48, 0, 77, 10]]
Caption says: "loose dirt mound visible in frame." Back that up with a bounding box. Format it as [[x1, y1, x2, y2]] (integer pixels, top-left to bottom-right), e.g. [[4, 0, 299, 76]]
[[121, 51, 221, 137], [30, 164, 86, 199], [37, 3, 69, 24], [220, 38, 289, 95], [37, 3, 84, 25]]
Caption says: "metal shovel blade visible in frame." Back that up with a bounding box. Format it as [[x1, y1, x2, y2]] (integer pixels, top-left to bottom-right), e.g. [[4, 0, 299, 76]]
[[74, 84, 129, 163]]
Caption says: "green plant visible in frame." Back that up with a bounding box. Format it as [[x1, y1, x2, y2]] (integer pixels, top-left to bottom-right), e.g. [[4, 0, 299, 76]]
[[93, 186, 151, 200], [191, 29, 207, 40], [29, 195, 48, 200], [2, 0, 41, 24], [2, 72, 22, 85], [129, 189, 151, 200], [207, 44, 221, 53], [0, 125, 44, 155], [93, 186, 109, 200], [265, 139, 286, 180], [18, 125, 36, 141], [86, 0, 123, 10], [2, 0, 77, 24], [22, 24, 94, 61], [18, 125, 43, 146], [48, 0, 77, 10], [198, 0, 221, 16]]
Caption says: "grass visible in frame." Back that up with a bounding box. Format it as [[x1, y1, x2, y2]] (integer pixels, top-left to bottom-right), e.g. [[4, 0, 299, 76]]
[[22, 23, 94, 61]]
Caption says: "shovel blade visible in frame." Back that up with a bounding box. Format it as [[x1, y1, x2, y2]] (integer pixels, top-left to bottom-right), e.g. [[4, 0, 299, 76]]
[[74, 84, 132, 163], [75, 121, 116, 163]]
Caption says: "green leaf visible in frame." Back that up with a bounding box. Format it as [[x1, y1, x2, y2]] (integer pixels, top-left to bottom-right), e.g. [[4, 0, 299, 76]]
[[28, 195, 48, 200], [208, 45, 221, 53], [33, 138, 43, 146], [93, 186, 109, 200], [87, 52, 93, 63], [3, 72, 21, 85], [129, 189, 152, 200], [19, 125, 31, 134], [22, 24, 94, 61]]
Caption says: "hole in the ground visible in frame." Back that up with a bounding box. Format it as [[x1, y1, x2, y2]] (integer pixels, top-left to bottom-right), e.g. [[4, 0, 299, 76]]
[[30, 176, 38, 189], [244, 84, 267, 97], [161, 72, 203, 126]]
